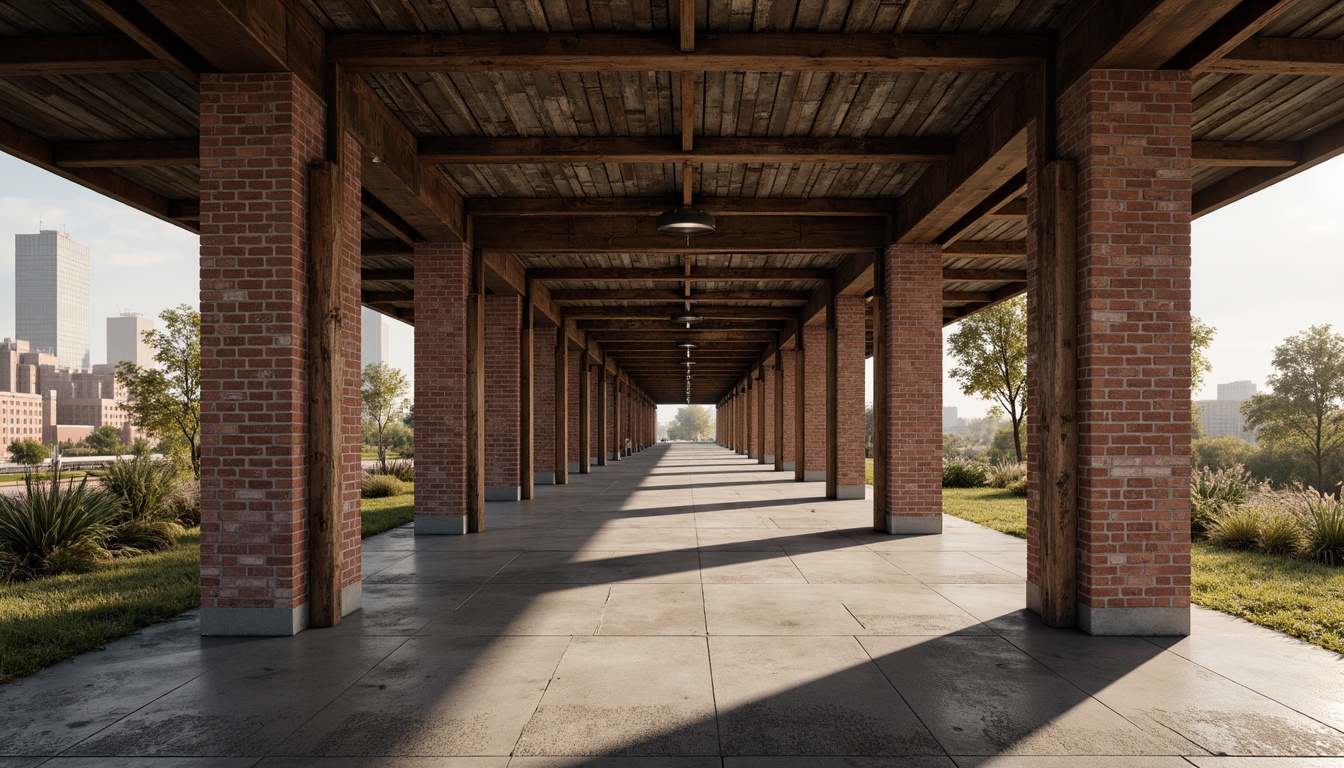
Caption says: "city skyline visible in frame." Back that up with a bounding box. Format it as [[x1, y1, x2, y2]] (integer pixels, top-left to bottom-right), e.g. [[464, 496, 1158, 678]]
[[2, 148, 1341, 426]]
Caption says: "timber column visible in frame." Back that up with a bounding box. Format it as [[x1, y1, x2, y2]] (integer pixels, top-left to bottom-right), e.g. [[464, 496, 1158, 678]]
[[874, 244, 943, 534], [827, 294, 866, 500], [798, 325, 827, 482], [1026, 69, 1193, 637], [484, 295, 522, 501], [199, 73, 363, 635]]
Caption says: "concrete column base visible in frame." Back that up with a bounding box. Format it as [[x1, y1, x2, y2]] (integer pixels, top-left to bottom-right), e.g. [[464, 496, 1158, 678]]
[[1026, 581, 1042, 615], [589, 456, 599, 466], [568, 461, 581, 473], [761, 454, 775, 464], [201, 603, 309, 637], [414, 515, 468, 535], [802, 469, 825, 482], [831, 484, 866, 500], [884, 514, 942, 535], [782, 461, 796, 471], [1077, 604, 1190, 636], [534, 471, 556, 485], [485, 486, 521, 502]]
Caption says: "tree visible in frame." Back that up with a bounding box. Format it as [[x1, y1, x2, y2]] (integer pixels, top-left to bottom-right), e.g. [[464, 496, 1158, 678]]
[[667, 405, 713, 441], [362, 362, 409, 472], [117, 305, 201, 478], [1243, 325, 1344, 495], [947, 297, 1027, 461], [1191, 316, 1216, 395], [8, 438, 48, 466], [865, 403, 874, 459], [1191, 436, 1255, 471], [84, 425, 125, 455]]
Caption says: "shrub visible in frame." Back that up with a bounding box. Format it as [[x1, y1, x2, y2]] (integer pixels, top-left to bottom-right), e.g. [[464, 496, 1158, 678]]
[[1256, 510, 1303, 556], [1206, 507, 1263, 551], [986, 460, 1026, 489], [942, 457, 988, 488], [362, 474, 405, 498], [8, 438, 48, 466], [383, 458, 414, 483], [169, 476, 201, 527], [100, 457, 185, 553], [1191, 465, 1255, 535], [0, 461, 118, 579], [1294, 494, 1344, 566], [1005, 477, 1028, 497]]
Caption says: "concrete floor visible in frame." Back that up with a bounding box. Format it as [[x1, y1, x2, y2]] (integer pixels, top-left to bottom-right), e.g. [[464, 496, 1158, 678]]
[[3, 443, 1344, 767]]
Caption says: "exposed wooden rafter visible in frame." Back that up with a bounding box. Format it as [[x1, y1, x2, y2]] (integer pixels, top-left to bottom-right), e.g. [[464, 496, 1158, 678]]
[[1208, 37, 1344, 76], [0, 36, 160, 76], [420, 136, 953, 165]]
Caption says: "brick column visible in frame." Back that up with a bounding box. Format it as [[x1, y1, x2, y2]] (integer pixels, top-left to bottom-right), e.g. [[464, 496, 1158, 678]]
[[744, 378, 755, 458], [595, 361, 608, 466], [779, 349, 797, 471], [199, 73, 361, 636], [568, 348, 582, 473], [799, 325, 827, 482], [875, 244, 943, 534], [1027, 69, 1193, 636], [484, 295, 521, 500], [827, 294, 866, 500], [534, 322, 557, 485], [759, 366, 774, 465], [612, 376, 623, 461]]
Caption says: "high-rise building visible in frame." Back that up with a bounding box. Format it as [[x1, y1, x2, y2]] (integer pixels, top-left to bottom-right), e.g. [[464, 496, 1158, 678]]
[[361, 306, 392, 367], [15, 230, 91, 370], [1196, 380, 1258, 443], [107, 312, 154, 367]]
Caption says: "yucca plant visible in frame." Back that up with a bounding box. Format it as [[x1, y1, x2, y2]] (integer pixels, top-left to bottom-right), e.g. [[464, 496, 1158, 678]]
[[383, 457, 414, 483], [1294, 494, 1344, 566], [1206, 507, 1263, 551], [1255, 509, 1303, 556], [986, 459, 1027, 489], [362, 473, 405, 499], [1190, 464, 1255, 535], [942, 457, 989, 488], [100, 456, 185, 553], [0, 455, 118, 580]]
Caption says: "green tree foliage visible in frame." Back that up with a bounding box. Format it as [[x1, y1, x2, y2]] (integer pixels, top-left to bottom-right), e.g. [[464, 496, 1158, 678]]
[[1191, 316, 1216, 395], [865, 403, 874, 459], [116, 305, 201, 478], [1243, 325, 1344, 496], [361, 362, 409, 472], [947, 297, 1027, 461], [1192, 436, 1256, 471], [667, 405, 714, 442], [84, 426, 125, 456], [8, 439, 48, 466]]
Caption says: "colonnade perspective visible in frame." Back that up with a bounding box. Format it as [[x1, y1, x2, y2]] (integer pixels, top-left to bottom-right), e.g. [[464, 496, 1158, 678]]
[[197, 69, 1191, 640]]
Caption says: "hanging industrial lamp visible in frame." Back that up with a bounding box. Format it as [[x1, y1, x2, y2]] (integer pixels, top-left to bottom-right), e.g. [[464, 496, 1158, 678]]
[[676, 340, 699, 349], [671, 310, 703, 325], [656, 206, 716, 238]]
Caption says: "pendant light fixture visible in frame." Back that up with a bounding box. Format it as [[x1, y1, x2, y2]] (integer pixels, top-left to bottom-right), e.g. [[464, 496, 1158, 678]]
[[658, 162, 715, 242]]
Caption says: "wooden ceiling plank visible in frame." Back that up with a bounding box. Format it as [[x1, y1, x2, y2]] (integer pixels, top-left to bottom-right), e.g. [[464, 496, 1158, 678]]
[[465, 196, 894, 217], [78, 0, 210, 84], [1164, 0, 1301, 72], [329, 32, 1051, 73], [1192, 139, 1299, 167], [0, 36, 160, 76], [362, 268, 415, 281], [942, 240, 1027, 257], [531, 267, 831, 281], [1057, 0, 1242, 87], [1194, 116, 1344, 217], [551, 289, 811, 302], [54, 139, 199, 168], [361, 239, 415, 257], [361, 190, 420, 246], [422, 135, 953, 164], [476, 216, 885, 254], [943, 268, 1027, 281]]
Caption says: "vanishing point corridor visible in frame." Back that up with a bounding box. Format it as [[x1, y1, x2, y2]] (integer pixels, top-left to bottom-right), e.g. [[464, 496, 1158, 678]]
[[3, 443, 1343, 765]]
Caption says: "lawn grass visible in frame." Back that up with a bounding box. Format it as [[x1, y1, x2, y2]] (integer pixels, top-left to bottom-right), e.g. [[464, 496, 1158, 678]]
[[941, 487, 1028, 538], [0, 531, 202, 683], [361, 486, 414, 538]]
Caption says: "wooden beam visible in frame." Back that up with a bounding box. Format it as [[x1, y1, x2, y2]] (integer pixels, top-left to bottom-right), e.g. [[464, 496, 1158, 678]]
[[54, 139, 198, 168], [0, 116, 195, 233], [550, 289, 810, 303], [567, 307, 797, 320], [362, 290, 410, 304], [936, 171, 1027, 245], [466, 251, 486, 531], [330, 32, 1051, 73], [362, 268, 415, 282], [77, 0, 209, 84], [466, 196, 894, 217], [1209, 37, 1344, 76], [554, 326, 569, 484], [483, 251, 526, 295], [578, 345, 591, 473], [1194, 118, 1344, 217], [169, 200, 200, 221], [422, 136, 952, 165], [1164, 0, 1300, 71], [577, 319, 788, 331], [478, 216, 885, 255], [943, 291, 997, 303], [520, 282, 535, 500], [942, 240, 1026, 258], [987, 198, 1028, 218], [361, 190, 420, 246], [361, 240, 414, 257], [0, 36, 160, 76], [680, 71, 696, 153], [532, 267, 831, 282], [795, 252, 875, 334], [1193, 140, 1299, 167], [1057, 0, 1242, 88], [586, 330, 778, 342], [943, 268, 1027, 282]]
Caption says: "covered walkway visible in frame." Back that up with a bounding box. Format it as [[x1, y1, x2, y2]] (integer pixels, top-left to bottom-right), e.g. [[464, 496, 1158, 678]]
[[4, 443, 1343, 765]]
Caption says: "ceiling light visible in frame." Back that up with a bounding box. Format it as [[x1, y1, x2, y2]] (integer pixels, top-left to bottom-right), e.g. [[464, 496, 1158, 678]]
[[671, 311, 703, 325], [682, 360, 696, 366], [656, 207, 716, 238], [676, 340, 699, 349]]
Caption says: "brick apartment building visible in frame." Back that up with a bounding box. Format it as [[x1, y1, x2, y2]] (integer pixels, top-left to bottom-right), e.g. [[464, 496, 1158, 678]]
[[0, 339, 137, 447]]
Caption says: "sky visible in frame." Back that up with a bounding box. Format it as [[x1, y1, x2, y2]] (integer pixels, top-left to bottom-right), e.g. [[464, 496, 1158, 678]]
[[1, 150, 1340, 429]]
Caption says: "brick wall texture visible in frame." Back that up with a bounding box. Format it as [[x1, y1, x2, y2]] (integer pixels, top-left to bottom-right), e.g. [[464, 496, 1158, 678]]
[[534, 322, 557, 475], [414, 242, 471, 522], [485, 294, 521, 488], [760, 366, 774, 461], [1027, 69, 1193, 613], [568, 349, 582, 464], [829, 295, 867, 492], [199, 73, 361, 612], [801, 325, 827, 475], [876, 244, 943, 519], [779, 350, 796, 466]]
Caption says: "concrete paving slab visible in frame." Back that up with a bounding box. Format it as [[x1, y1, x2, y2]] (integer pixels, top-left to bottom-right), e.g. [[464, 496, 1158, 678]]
[[416, 584, 612, 636], [875, 551, 1022, 583], [259, 759, 507, 767], [366, 550, 522, 584], [703, 583, 866, 635], [786, 549, 919, 583], [273, 636, 569, 757], [952, 758, 1194, 767], [838, 583, 991, 635], [489, 549, 701, 585], [726, 759, 955, 768], [513, 636, 718, 756], [41, 760, 261, 767], [699, 550, 808, 583], [598, 584, 706, 635], [509, 759, 719, 768], [710, 636, 943, 755]]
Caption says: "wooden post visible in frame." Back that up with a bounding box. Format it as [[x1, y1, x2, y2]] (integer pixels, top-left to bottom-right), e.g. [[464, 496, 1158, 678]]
[[578, 347, 591, 474], [825, 297, 839, 499], [871, 257, 888, 530], [773, 354, 784, 470], [1038, 159, 1079, 627], [520, 282, 535, 500], [466, 250, 486, 532], [555, 331, 569, 484], [596, 355, 609, 466], [613, 373, 623, 461], [305, 160, 342, 628], [794, 339, 806, 481]]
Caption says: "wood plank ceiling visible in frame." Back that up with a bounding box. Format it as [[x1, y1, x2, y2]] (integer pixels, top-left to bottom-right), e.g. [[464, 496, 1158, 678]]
[[2, 0, 1344, 402]]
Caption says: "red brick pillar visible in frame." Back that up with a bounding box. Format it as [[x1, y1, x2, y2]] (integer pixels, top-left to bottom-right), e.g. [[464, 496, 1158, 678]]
[[199, 73, 362, 636], [612, 376, 623, 461], [875, 244, 943, 533], [568, 348, 583, 473], [744, 378, 755, 458], [759, 366, 774, 465], [827, 295, 866, 499], [1027, 69, 1193, 636], [799, 325, 827, 481], [485, 295, 521, 500], [779, 349, 797, 471], [534, 322, 557, 485]]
